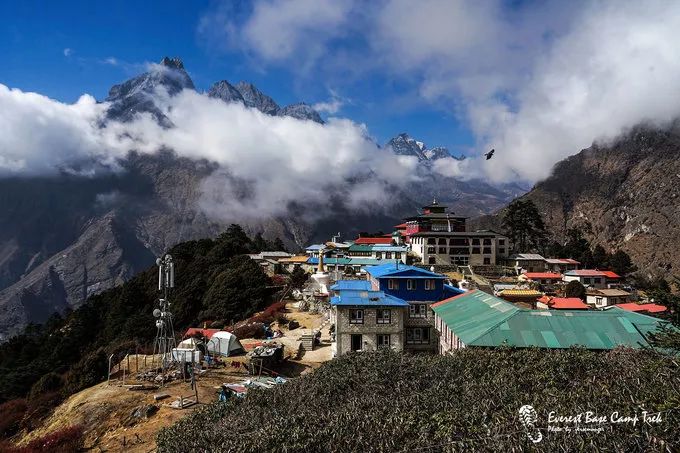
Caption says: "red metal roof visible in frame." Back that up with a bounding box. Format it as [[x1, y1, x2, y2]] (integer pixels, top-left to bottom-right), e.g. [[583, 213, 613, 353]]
[[558, 258, 580, 264], [354, 237, 393, 244], [548, 297, 589, 310], [537, 295, 552, 304], [523, 272, 563, 280], [615, 303, 667, 313], [432, 290, 476, 308], [600, 271, 621, 279], [184, 328, 221, 339], [394, 223, 409, 229]]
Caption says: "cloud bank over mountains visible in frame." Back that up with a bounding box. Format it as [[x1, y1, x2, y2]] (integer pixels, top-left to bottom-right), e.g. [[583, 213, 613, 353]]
[[0, 79, 419, 221], [202, 0, 680, 183]]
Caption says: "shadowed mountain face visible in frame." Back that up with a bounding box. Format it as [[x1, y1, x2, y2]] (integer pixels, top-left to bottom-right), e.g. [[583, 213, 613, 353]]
[[474, 122, 680, 280], [0, 57, 522, 340]]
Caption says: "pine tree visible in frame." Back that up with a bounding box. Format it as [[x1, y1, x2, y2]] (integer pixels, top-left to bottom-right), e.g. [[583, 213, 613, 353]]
[[502, 199, 546, 252]]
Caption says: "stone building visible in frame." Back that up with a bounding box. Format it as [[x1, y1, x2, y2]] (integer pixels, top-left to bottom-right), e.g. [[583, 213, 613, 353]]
[[330, 280, 408, 356], [330, 263, 463, 356]]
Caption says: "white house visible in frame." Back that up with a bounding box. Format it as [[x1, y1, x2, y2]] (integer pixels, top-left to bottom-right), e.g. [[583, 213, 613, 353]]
[[563, 270, 607, 289], [586, 289, 632, 308]]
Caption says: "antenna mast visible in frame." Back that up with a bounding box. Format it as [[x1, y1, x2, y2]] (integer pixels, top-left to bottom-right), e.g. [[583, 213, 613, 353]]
[[152, 254, 177, 375]]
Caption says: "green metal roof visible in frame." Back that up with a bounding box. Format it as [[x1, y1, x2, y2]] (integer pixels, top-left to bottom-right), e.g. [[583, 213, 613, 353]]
[[432, 290, 671, 350], [348, 244, 374, 252]]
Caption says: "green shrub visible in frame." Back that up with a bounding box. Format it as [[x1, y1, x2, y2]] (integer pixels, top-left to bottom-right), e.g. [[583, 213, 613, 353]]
[[157, 348, 680, 452], [28, 373, 63, 401]]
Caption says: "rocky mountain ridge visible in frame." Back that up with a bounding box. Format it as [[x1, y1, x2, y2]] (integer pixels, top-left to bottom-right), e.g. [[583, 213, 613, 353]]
[[475, 122, 680, 281], [0, 57, 520, 340]]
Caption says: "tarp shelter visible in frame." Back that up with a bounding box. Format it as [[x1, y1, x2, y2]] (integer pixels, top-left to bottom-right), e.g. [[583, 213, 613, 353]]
[[208, 331, 245, 357], [177, 337, 201, 349]]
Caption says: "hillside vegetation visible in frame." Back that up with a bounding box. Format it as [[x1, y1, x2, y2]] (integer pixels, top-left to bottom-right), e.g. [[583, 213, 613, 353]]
[[0, 225, 280, 440], [158, 348, 680, 452]]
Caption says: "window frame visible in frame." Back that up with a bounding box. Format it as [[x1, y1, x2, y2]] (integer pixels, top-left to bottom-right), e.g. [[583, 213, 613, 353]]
[[406, 327, 430, 345], [409, 303, 428, 318], [376, 309, 391, 324], [349, 309, 364, 324], [377, 334, 391, 348], [407, 279, 416, 291], [388, 279, 399, 290]]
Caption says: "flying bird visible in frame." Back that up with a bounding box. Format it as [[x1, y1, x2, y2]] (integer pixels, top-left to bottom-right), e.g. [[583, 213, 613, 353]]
[[484, 149, 495, 160]]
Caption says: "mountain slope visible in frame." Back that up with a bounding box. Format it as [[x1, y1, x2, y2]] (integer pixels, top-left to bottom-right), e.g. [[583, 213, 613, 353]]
[[476, 122, 680, 279], [0, 57, 521, 339]]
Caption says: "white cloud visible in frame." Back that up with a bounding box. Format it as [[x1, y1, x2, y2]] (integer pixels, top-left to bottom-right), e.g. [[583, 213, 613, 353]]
[[0, 85, 112, 175], [104, 57, 118, 66], [0, 81, 417, 221], [63, 48, 72, 57], [199, 0, 356, 71], [312, 89, 346, 114], [203, 0, 680, 185]]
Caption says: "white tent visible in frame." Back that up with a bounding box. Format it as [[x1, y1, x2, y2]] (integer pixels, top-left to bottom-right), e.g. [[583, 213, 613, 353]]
[[177, 337, 201, 349], [208, 331, 245, 357]]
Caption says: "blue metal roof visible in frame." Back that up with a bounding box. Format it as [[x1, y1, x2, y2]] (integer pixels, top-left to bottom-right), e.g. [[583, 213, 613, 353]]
[[365, 263, 446, 279], [330, 290, 409, 307], [330, 280, 372, 291], [307, 257, 399, 266], [443, 284, 466, 298], [305, 244, 324, 251]]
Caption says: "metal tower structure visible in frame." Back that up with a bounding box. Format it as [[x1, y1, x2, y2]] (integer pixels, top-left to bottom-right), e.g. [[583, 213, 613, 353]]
[[152, 254, 177, 374]]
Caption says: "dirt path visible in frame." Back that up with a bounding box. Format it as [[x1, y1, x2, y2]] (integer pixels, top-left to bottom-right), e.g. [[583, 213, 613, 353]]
[[18, 302, 333, 452]]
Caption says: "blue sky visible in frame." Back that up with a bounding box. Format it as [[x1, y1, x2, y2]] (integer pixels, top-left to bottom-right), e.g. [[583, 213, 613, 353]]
[[2, 0, 678, 185], [0, 0, 474, 153]]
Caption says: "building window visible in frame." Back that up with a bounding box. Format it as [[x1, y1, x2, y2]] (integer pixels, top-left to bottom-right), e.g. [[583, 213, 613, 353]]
[[450, 238, 467, 246], [427, 238, 436, 245], [427, 247, 436, 254], [452, 256, 469, 265], [388, 279, 399, 290], [438, 247, 447, 254], [425, 279, 435, 290], [471, 238, 480, 245], [376, 309, 391, 324], [499, 239, 505, 245], [484, 257, 491, 265], [471, 247, 481, 254], [483, 238, 492, 245], [428, 257, 436, 264], [450, 248, 469, 255], [375, 252, 382, 259], [350, 309, 364, 324], [499, 248, 505, 254], [596, 297, 603, 306], [483, 247, 492, 254], [385, 252, 392, 259], [593, 278, 601, 284], [395, 252, 401, 259], [377, 334, 391, 348], [351, 334, 363, 351], [409, 304, 428, 318], [438, 238, 447, 245], [406, 327, 430, 345], [583, 278, 591, 285], [407, 279, 415, 290]]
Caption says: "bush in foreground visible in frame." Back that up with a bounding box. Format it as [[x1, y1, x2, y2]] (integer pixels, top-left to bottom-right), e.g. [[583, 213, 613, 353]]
[[158, 348, 680, 452]]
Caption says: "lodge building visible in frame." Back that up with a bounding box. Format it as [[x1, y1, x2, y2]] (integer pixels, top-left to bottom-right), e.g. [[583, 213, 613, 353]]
[[401, 201, 509, 266]]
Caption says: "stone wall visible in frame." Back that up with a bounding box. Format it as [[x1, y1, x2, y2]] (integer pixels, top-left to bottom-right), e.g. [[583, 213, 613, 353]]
[[336, 306, 405, 356]]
